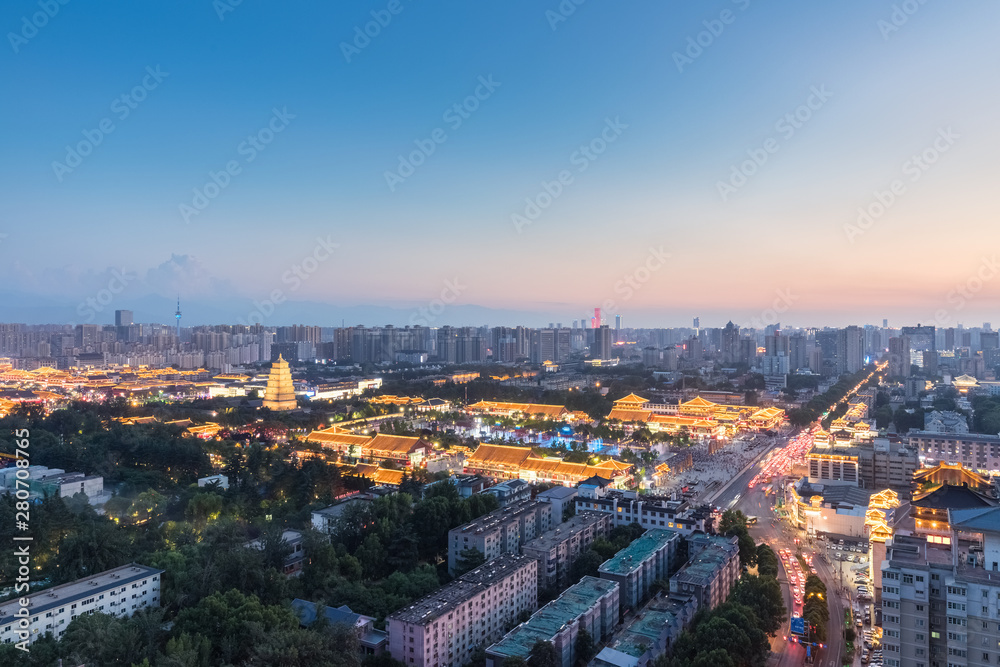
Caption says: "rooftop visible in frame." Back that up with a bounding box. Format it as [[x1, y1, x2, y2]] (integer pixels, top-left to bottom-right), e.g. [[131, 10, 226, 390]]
[[912, 484, 996, 510], [950, 506, 1000, 533], [291, 599, 370, 627], [452, 499, 546, 535], [0, 564, 163, 625], [673, 536, 738, 586], [522, 512, 608, 551], [537, 486, 578, 501], [884, 534, 953, 568], [608, 595, 695, 658], [598, 529, 679, 576], [389, 555, 536, 625], [488, 576, 618, 659]]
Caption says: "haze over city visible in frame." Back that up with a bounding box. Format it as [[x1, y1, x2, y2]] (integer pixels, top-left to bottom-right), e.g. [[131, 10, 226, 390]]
[[2, 1, 999, 327], [5, 4, 1000, 667]]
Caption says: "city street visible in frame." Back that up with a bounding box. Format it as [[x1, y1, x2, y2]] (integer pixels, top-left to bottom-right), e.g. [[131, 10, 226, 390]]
[[732, 481, 849, 667]]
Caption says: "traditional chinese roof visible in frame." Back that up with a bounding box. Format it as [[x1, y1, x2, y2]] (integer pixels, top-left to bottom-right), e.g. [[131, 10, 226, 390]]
[[681, 396, 718, 409], [614, 393, 648, 405], [366, 434, 428, 456], [606, 408, 653, 422], [353, 464, 406, 486], [912, 484, 996, 510], [467, 400, 566, 418], [466, 443, 534, 469], [305, 426, 371, 447]]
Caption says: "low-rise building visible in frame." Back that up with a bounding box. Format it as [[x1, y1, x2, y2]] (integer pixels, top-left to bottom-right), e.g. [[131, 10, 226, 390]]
[[246, 529, 306, 577], [522, 512, 611, 590], [448, 500, 553, 575], [591, 594, 698, 667], [311, 493, 376, 533], [483, 479, 531, 506], [598, 529, 681, 609], [387, 555, 538, 667], [669, 534, 740, 611], [486, 576, 620, 667], [0, 564, 162, 647], [909, 431, 1000, 475], [574, 488, 711, 535], [291, 599, 386, 655], [536, 486, 578, 523], [197, 474, 229, 490]]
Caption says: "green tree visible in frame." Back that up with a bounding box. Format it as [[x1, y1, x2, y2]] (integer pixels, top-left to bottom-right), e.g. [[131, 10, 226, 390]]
[[172, 589, 299, 665], [574, 628, 595, 666], [718, 510, 756, 570], [502, 657, 529, 667], [529, 640, 559, 667], [730, 575, 785, 636], [569, 549, 604, 582], [454, 547, 486, 576], [160, 633, 212, 667], [755, 544, 779, 578]]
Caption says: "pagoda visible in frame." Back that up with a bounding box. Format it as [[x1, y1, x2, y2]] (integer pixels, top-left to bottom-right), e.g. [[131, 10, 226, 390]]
[[262, 355, 297, 411]]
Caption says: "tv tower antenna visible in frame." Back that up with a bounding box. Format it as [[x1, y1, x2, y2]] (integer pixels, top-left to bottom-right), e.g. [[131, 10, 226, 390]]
[[174, 296, 182, 340]]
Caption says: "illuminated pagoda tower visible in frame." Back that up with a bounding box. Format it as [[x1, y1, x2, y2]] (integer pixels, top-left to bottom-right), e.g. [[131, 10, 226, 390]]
[[262, 354, 297, 411]]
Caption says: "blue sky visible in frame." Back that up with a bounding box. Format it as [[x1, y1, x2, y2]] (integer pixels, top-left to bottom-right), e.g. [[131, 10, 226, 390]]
[[2, 0, 999, 327]]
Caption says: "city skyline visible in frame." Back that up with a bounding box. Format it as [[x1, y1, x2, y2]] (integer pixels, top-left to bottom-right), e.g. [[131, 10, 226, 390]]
[[2, 2, 1000, 327]]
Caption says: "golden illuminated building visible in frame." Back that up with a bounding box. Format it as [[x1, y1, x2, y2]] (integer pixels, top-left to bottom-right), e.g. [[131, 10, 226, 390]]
[[605, 393, 783, 436], [466, 400, 567, 420], [303, 426, 430, 466], [464, 443, 633, 487], [262, 354, 297, 411]]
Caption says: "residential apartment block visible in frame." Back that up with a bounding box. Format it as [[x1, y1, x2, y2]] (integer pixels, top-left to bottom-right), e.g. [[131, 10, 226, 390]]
[[387, 555, 538, 667], [448, 500, 553, 575], [486, 576, 620, 667], [598, 529, 681, 609], [669, 534, 740, 611], [521, 512, 611, 590], [0, 564, 162, 647], [909, 431, 1000, 474], [574, 489, 711, 535], [880, 507, 1000, 667]]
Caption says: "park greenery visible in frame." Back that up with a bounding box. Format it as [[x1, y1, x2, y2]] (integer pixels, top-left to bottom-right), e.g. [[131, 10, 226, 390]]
[[0, 400, 502, 667]]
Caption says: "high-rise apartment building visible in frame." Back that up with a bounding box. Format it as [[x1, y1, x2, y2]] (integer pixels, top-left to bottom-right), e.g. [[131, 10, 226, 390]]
[[837, 325, 864, 374], [0, 564, 162, 647], [881, 508, 1000, 667], [593, 325, 612, 361], [721, 321, 740, 363], [387, 555, 538, 667], [889, 335, 911, 378], [114, 310, 133, 327]]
